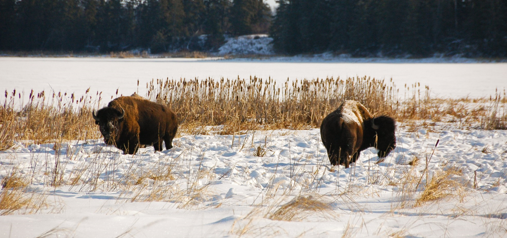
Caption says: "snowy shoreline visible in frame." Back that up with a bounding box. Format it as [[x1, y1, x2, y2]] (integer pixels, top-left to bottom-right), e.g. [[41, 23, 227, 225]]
[[1, 53, 506, 63]]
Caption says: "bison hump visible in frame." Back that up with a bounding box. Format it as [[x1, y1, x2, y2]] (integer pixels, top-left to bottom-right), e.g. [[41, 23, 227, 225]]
[[341, 108, 363, 126], [340, 100, 373, 126]]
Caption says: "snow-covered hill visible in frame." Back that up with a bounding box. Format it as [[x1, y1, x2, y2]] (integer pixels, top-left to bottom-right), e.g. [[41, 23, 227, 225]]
[[218, 34, 274, 56]]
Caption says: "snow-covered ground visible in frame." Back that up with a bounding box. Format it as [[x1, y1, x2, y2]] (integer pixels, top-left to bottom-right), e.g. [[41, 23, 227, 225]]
[[1, 126, 507, 237]]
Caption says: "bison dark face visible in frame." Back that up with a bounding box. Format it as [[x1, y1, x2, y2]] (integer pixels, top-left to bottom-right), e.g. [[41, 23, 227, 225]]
[[92, 107, 125, 145], [372, 116, 396, 158]]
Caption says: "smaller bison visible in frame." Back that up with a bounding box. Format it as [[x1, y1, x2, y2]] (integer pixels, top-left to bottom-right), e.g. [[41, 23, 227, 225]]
[[320, 100, 396, 168], [93, 95, 178, 154]]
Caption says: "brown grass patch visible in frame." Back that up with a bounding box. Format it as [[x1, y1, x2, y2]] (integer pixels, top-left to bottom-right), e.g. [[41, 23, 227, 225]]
[[1, 89, 101, 151], [268, 195, 335, 221], [158, 50, 209, 58], [0, 182, 53, 215], [415, 167, 464, 207]]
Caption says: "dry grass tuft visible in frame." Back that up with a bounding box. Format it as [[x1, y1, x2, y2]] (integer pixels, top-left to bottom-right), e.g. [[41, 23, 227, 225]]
[[481, 90, 507, 130], [0, 185, 53, 216], [0, 188, 32, 215], [110, 51, 149, 58], [0, 168, 63, 215], [408, 157, 420, 166], [415, 167, 464, 207], [395, 166, 421, 209], [159, 51, 209, 58], [269, 195, 335, 221], [121, 157, 217, 210], [1, 171, 28, 189]]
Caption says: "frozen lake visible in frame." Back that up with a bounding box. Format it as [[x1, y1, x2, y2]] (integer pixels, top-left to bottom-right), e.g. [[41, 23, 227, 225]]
[[1, 57, 506, 101]]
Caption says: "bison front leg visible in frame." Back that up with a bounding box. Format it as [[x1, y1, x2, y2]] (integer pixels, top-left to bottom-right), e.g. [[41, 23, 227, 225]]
[[119, 138, 139, 154]]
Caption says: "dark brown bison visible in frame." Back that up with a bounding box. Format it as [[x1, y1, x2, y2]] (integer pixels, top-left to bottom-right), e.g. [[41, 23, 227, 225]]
[[320, 100, 396, 168], [93, 95, 178, 154]]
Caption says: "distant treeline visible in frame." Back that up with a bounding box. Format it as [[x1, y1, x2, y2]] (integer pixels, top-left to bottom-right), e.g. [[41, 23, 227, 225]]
[[1, 0, 506, 57], [270, 0, 507, 57], [0, 0, 271, 53]]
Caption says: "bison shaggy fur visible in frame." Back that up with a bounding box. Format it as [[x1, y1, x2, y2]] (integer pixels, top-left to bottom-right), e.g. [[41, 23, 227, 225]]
[[93, 95, 178, 154], [320, 100, 396, 168]]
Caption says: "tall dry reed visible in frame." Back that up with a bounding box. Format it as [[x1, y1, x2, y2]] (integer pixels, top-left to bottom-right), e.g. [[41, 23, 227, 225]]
[[0, 89, 101, 150], [147, 76, 399, 133]]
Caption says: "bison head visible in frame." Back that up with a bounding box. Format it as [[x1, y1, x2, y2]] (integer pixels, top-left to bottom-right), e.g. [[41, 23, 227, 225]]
[[92, 107, 125, 145], [372, 116, 396, 158]]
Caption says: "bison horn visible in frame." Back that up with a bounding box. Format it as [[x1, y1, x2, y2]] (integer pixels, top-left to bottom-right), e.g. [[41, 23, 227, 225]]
[[117, 108, 125, 120], [92, 110, 99, 121], [372, 118, 379, 130]]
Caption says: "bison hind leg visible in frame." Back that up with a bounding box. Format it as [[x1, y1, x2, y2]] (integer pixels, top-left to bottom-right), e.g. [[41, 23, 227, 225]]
[[152, 136, 173, 152], [328, 153, 339, 166], [326, 146, 344, 166], [153, 138, 164, 151]]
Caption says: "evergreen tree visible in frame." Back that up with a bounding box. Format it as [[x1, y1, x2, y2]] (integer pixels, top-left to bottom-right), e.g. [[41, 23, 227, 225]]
[[402, 0, 433, 56], [300, 0, 331, 52], [83, 0, 99, 50], [230, 0, 270, 36], [138, 0, 164, 50], [249, 0, 271, 34], [181, 0, 207, 50], [230, 0, 254, 35], [377, 0, 408, 55], [203, 0, 230, 50], [0, 0, 16, 50], [348, 0, 380, 55], [477, 0, 507, 56], [164, 0, 186, 48], [328, 0, 355, 52], [16, 0, 49, 50], [270, 0, 304, 54]]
